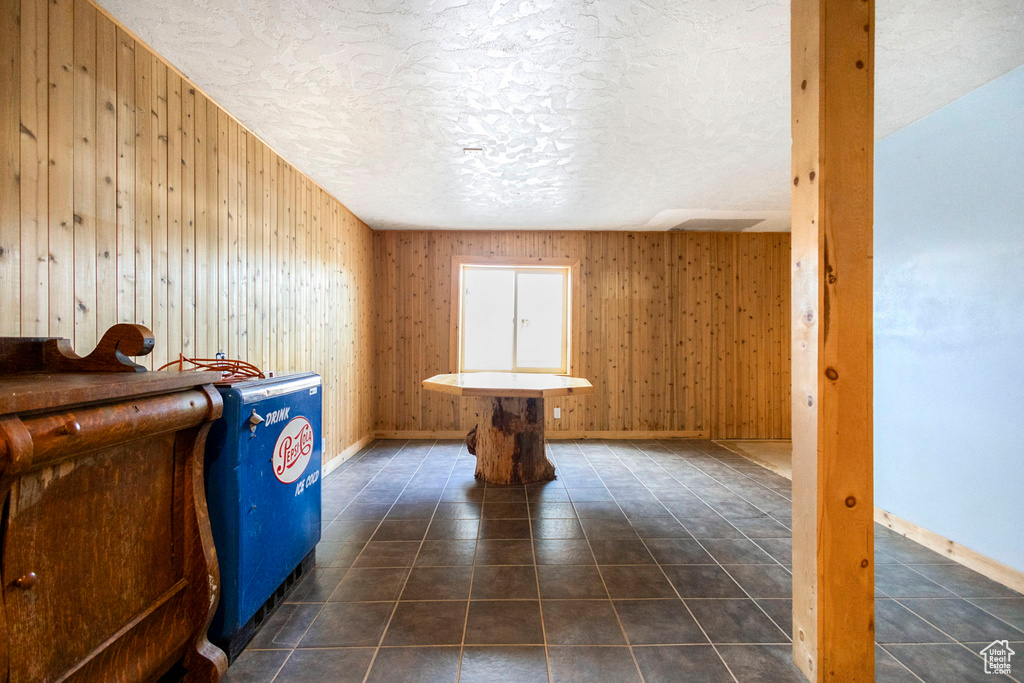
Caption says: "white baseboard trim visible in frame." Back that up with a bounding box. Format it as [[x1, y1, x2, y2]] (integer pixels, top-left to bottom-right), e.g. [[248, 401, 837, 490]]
[[322, 434, 374, 476]]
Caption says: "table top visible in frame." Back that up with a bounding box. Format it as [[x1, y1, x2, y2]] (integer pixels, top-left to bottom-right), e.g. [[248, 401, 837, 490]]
[[422, 372, 594, 399]]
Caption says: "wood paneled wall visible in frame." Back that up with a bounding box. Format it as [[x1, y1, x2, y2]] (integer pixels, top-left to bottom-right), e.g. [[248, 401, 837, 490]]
[[373, 231, 791, 440], [0, 0, 375, 464], [0, 0, 791, 451]]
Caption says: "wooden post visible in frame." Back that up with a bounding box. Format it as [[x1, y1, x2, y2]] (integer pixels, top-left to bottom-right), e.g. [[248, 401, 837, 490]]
[[791, 0, 874, 680], [469, 397, 555, 485]]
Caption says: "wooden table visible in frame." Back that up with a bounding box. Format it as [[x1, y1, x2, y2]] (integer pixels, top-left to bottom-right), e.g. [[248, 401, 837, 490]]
[[422, 372, 593, 485]]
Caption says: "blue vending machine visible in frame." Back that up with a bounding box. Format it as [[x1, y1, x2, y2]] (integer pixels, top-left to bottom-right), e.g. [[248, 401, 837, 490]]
[[204, 372, 323, 659]]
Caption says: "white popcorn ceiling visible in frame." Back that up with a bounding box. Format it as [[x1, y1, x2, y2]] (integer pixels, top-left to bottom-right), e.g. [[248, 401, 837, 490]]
[[98, 0, 1024, 231]]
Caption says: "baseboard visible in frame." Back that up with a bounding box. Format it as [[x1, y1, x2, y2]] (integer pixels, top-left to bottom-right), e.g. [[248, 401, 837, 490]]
[[550, 430, 710, 439], [718, 441, 1024, 595], [875, 508, 1024, 595], [372, 430, 466, 440], [713, 440, 793, 478], [322, 434, 374, 475], [371, 430, 710, 441]]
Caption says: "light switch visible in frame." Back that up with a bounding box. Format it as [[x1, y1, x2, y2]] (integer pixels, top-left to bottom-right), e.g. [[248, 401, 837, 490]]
[[553, 407, 561, 419]]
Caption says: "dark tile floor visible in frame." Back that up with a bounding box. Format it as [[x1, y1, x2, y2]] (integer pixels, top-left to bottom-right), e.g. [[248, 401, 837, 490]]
[[225, 439, 1024, 682]]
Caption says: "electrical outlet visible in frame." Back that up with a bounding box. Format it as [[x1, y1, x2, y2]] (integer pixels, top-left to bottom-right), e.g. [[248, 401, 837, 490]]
[[553, 407, 561, 419]]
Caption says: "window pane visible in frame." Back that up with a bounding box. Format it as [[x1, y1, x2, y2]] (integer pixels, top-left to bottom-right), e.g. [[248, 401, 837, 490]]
[[515, 271, 565, 370], [462, 268, 515, 371]]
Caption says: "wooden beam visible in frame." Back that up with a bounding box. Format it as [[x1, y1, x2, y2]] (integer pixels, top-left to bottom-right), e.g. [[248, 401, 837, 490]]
[[790, 0, 875, 680]]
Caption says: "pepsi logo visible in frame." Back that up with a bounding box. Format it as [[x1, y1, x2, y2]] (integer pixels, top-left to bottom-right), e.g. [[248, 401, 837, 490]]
[[272, 416, 314, 484]]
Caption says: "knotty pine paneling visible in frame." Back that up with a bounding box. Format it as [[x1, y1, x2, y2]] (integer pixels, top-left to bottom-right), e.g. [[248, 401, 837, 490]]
[[373, 231, 791, 439], [0, 0, 374, 465]]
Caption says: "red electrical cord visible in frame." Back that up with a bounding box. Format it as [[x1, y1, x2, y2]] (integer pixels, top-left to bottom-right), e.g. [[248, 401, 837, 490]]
[[157, 353, 266, 383]]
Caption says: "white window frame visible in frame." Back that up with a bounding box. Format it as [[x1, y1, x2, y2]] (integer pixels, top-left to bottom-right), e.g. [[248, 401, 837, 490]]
[[450, 256, 578, 375]]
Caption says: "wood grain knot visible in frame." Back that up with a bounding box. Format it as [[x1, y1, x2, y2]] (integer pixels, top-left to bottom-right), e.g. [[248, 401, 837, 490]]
[[14, 572, 38, 589]]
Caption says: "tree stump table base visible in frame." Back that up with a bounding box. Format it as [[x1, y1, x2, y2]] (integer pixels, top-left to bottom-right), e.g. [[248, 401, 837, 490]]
[[421, 372, 593, 486], [467, 397, 556, 485]]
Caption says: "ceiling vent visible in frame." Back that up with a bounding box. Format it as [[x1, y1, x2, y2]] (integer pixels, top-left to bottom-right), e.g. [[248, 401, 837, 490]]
[[669, 218, 765, 232], [644, 209, 790, 232]]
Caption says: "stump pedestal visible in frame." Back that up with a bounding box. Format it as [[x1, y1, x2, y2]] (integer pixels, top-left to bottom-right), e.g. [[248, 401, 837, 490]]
[[467, 397, 555, 485], [421, 372, 594, 486]]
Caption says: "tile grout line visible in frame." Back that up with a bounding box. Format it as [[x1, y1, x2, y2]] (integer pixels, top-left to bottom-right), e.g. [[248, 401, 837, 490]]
[[249, 438, 1021, 682], [524, 447, 555, 683], [889, 596, 1024, 682], [875, 643, 929, 683], [680, 439, 798, 568], [675, 439, 793, 517], [960, 597, 1024, 640], [456, 447, 484, 683], [247, 641, 835, 652], [562, 440, 650, 683], [267, 593, 827, 604], [621, 439, 793, 640], [583, 439, 741, 683], [894, 562, 1024, 636], [677, 440, 913, 616], [363, 439, 462, 682], [661, 442, 804, 639], [686, 439, 1024, 676], [683, 439, 1024, 681], [659, 439, 806, 637], [269, 439, 411, 683]]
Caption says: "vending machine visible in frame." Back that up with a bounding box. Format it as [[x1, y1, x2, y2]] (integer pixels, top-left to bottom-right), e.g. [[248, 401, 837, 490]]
[[203, 372, 323, 658]]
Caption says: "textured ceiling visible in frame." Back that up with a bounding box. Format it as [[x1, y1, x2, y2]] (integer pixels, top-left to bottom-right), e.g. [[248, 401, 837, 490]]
[[98, 0, 1024, 231]]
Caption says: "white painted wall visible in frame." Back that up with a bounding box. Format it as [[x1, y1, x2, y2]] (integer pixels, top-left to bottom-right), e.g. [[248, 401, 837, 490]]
[[875, 65, 1024, 571]]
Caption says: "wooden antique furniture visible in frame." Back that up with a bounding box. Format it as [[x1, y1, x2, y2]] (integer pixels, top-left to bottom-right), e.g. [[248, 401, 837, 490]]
[[0, 325, 227, 682], [422, 372, 593, 485]]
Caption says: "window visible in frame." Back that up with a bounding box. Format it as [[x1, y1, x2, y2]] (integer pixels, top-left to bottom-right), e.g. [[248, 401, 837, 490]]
[[454, 259, 573, 374]]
